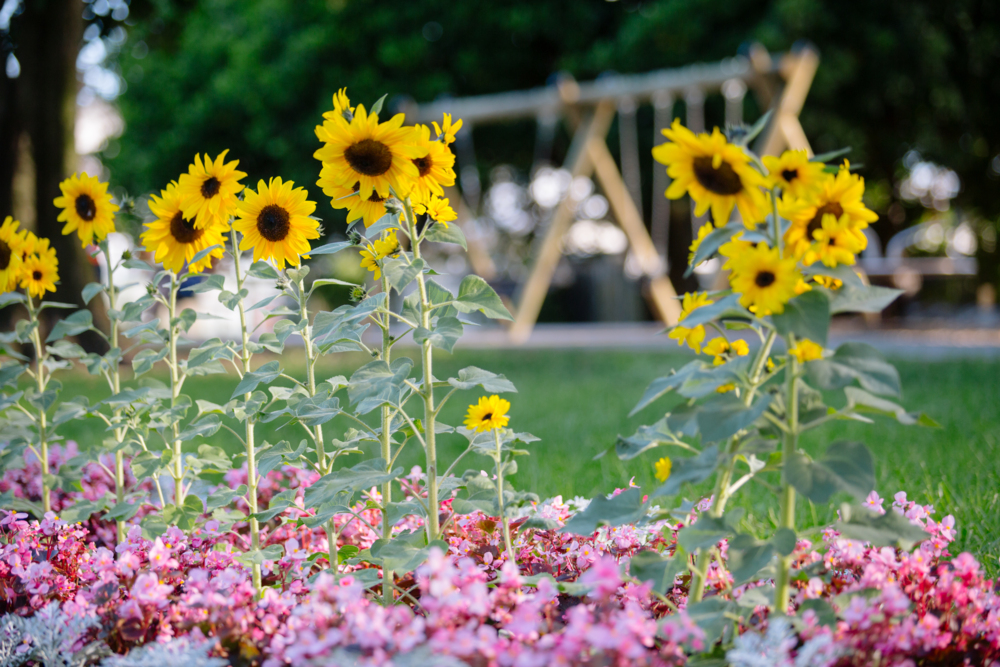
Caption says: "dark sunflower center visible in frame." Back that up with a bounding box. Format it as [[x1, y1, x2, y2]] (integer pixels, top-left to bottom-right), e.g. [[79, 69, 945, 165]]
[[806, 202, 844, 239], [412, 155, 433, 178], [482, 413, 493, 422], [257, 204, 291, 242], [169, 212, 203, 244], [32, 270, 42, 281], [344, 139, 393, 177], [201, 176, 221, 199], [755, 271, 776, 288], [0, 240, 10, 271], [75, 194, 97, 221], [781, 169, 798, 183], [368, 190, 386, 204], [692, 156, 744, 195]]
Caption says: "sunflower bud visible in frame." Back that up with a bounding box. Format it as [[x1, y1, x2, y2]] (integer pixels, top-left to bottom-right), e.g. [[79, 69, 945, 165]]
[[349, 285, 368, 303], [347, 229, 363, 246], [383, 197, 404, 216], [121, 249, 133, 261]]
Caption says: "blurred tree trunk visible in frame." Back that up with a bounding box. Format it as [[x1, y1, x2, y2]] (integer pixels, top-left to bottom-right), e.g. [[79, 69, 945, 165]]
[[4, 0, 106, 350]]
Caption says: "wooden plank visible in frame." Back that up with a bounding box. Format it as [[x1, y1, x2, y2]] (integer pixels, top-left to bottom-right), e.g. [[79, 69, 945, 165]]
[[587, 138, 682, 325], [443, 185, 496, 280], [760, 47, 819, 156], [509, 102, 616, 343]]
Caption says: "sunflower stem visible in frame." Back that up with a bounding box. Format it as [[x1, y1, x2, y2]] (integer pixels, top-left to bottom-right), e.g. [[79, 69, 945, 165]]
[[774, 334, 800, 614], [100, 244, 128, 544], [379, 272, 394, 606], [166, 273, 185, 507], [493, 428, 515, 564], [229, 231, 263, 595], [25, 296, 51, 515], [402, 197, 440, 543]]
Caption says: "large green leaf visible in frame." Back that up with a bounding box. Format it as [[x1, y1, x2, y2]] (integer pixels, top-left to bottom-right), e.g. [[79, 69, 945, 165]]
[[613, 418, 680, 461], [676, 509, 742, 552], [672, 293, 753, 329], [807, 342, 901, 397], [726, 528, 796, 585], [829, 283, 903, 314], [447, 366, 517, 393], [786, 440, 875, 504], [424, 220, 467, 248], [453, 275, 512, 321], [686, 222, 745, 274], [383, 257, 426, 292], [369, 530, 448, 572], [770, 289, 830, 346], [303, 458, 401, 509], [348, 357, 413, 414], [413, 316, 463, 353], [836, 504, 928, 550], [560, 487, 647, 535], [844, 387, 937, 426], [650, 445, 720, 497], [629, 550, 685, 594], [231, 360, 281, 399], [46, 310, 93, 342], [630, 360, 703, 416], [186, 338, 234, 370], [696, 393, 772, 442]]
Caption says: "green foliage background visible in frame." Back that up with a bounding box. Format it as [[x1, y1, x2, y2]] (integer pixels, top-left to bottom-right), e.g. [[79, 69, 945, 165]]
[[109, 0, 1000, 278]]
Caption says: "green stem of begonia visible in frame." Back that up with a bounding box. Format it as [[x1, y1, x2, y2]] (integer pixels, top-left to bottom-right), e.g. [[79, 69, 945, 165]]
[[689, 328, 777, 603], [402, 198, 440, 543], [774, 334, 800, 613], [25, 296, 51, 515], [229, 230, 263, 595]]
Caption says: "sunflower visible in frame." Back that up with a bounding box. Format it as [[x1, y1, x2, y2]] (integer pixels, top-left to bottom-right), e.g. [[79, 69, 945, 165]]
[[464, 395, 511, 433], [359, 229, 400, 281], [728, 242, 801, 315], [19, 241, 58, 299], [654, 456, 672, 483], [53, 173, 118, 247], [762, 150, 827, 199], [653, 120, 768, 228], [142, 182, 228, 274], [779, 162, 878, 259], [703, 336, 749, 366], [689, 222, 713, 265], [803, 213, 866, 268], [409, 124, 457, 202], [413, 194, 457, 226], [234, 177, 319, 269], [322, 88, 354, 123], [433, 113, 463, 145], [317, 175, 389, 228], [314, 104, 421, 201], [667, 291, 714, 353], [718, 232, 753, 271], [176, 150, 246, 229], [0, 217, 25, 292], [789, 338, 824, 363]]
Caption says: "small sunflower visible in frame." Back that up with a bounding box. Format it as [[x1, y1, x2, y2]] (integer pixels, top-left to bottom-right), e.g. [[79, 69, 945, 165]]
[[409, 124, 457, 202], [703, 336, 750, 366], [53, 173, 118, 247], [667, 291, 714, 353], [433, 113, 463, 145], [464, 395, 511, 433], [718, 232, 753, 271], [653, 120, 768, 228], [314, 104, 421, 200], [762, 150, 827, 199], [176, 150, 247, 229], [0, 217, 25, 292], [654, 457, 672, 483], [322, 88, 354, 123], [142, 182, 228, 274], [789, 338, 824, 363], [780, 162, 878, 259], [359, 230, 400, 281], [728, 243, 801, 315], [803, 213, 866, 268], [19, 241, 58, 299], [413, 194, 457, 226], [689, 222, 713, 265], [234, 177, 319, 269], [317, 175, 389, 228]]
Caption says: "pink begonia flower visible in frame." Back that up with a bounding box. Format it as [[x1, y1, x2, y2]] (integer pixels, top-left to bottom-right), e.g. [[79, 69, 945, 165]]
[[284, 539, 308, 560], [864, 490, 886, 514], [147, 537, 178, 571], [580, 555, 621, 600], [131, 572, 173, 607]]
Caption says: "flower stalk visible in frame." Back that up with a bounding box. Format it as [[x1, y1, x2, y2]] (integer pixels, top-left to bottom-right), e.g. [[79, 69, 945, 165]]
[[100, 245, 129, 543], [379, 272, 394, 605], [25, 296, 51, 514], [493, 429, 515, 563], [773, 334, 800, 613], [165, 273, 186, 507]]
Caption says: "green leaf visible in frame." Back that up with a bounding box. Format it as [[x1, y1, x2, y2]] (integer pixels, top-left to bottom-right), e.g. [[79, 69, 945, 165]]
[[307, 240, 353, 256], [131, 347, 168, 377], [219, 288, 249, 310], [206, 485, 247, 512], [807, 342, 901, 397], [47, 340, 86, 359], [829, 283, 903, 314], [248, 261, 280, 279], [185, 274, 226, 293], [613, 418, 679, 461], [670, 293, 755, 329], [451, 475, 498, 515], [119, 295, 155, 322], [423, 221, 467, 249], [651, 445, 720, 498], [59, 497, 110, 523], [770, 289, 830, 346], [348, 357, 413, 414], [560, 487, 647, 535], [383, 257, 426, 292], [0, 292, 26, 307], [369, 93, 387, 116], [256, 439, 308, 477], [630, 361, 703, 416], [0, 362, 25, 386], [629, 550, 685, 594], [726, 528, 796, 585], [46, 310, 93, 342], [187, 338, 234, 370], [802, 264, 864, 288], [836, 504, 928, 550], [811, 146, 852, 163], [105, 500, 142, 521], [369, 530, 447, 572], [82, 282, 105, 305], [845, 387, 933, 425], [123, 257, 154, 271], [686, 222, 744, 274], [194, 443, 232, 472], [677, 510, 742, 552], [447, 366, 517, 393], [786, 440, 875, 504], [178, 415, 222, 442], [303, 458, 401, 509], [231, 360, 281, 399], [799, 598, 838, 627], [129, 451, 162, 479], [414, 316, 463, 353], [453, 275, 512, 321], [697, 393, 772, 442]]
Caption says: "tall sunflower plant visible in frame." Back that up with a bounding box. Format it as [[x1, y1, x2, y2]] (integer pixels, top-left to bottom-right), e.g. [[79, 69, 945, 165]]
[[591, 115, 939, 629]]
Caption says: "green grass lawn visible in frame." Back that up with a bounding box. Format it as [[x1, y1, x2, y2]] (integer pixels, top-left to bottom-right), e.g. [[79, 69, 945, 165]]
[[46, 348, 1000, 573]]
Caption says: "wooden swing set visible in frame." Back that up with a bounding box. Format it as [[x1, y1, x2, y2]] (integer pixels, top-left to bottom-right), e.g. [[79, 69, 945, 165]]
[[407, 43, 820, 343]]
